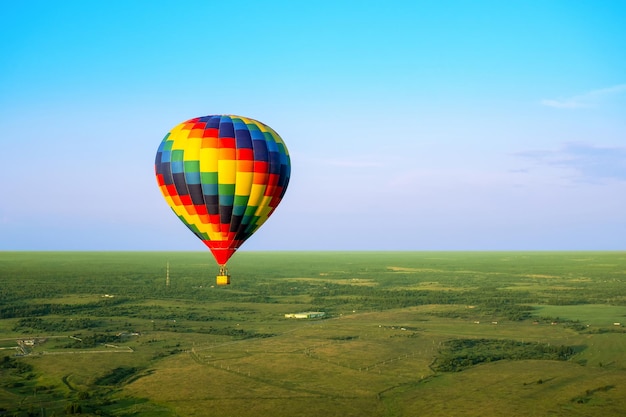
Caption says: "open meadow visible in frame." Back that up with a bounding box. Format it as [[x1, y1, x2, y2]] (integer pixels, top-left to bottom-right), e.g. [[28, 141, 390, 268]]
[[1, 251, 625, 416]]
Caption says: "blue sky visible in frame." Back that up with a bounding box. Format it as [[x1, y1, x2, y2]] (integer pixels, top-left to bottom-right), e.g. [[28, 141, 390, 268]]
[[1, 0, 625, 251]]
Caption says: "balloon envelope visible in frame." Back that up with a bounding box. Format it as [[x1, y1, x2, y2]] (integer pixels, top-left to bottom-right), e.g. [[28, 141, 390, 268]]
[[155, 115, 290, 265]]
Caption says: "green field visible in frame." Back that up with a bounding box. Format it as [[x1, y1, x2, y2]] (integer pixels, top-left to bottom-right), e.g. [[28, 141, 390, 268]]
[[1, 251, 625, 416]]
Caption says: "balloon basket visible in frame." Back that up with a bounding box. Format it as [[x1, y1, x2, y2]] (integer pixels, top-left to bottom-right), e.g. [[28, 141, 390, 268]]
[[216, 274, 231, 286]]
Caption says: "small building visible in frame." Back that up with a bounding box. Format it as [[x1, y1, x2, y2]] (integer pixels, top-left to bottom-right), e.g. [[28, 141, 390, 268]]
[[284, 311, 326, 319]]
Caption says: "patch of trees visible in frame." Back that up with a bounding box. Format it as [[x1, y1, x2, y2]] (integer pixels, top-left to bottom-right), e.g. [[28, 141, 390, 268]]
[[0, 297, 129, 319], [95, 366, 139, 386], [1, 355, 33, 374], [571, 385, 614, 404], [310, 286, 536, 321], [329, 335, 359, 341], [431, 338, 576, 372], [196, 326, 276, 339], [0, 303, 67, 319], [12, 317, 100, 333], [480, 302, 534, 321], [311, 287, 467, 310], [62, 333, 121, 348], [131, 307, 228, 322], [584, 327, 626, 334]]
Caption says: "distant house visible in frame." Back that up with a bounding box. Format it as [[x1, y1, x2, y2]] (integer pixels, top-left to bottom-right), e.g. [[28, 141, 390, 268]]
[[284, 311, 326, 319]]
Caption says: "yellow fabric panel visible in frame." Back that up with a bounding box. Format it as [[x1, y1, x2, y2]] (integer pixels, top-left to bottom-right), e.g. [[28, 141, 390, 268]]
[[170, 139, 187, 153], [234, 171, 253, 196], [218, 160, 236, 184], [199, 147, 218, 171], [204, 226, 223, 241], [254, 196, 273, 218], [248, 184, 266, 206], [185, 212, 222, 241], [168, 122, 187, 138], [183, 137, 201, 160], [169, 126, 190, 150]]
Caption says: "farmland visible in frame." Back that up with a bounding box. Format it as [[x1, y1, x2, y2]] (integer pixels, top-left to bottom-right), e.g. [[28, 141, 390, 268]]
[[1, 251, 625, 416]]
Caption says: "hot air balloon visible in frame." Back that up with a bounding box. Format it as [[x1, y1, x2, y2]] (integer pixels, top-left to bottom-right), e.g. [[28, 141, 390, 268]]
[[154, 115, 291, 285]]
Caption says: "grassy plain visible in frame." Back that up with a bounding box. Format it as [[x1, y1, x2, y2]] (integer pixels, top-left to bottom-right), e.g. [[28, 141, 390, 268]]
[[0, 251, 625, 416]]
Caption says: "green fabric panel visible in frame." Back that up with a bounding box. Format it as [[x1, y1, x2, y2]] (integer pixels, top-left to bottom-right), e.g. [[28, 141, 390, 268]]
[[218, 184, 235, 196], [171, 150, 184, 162]]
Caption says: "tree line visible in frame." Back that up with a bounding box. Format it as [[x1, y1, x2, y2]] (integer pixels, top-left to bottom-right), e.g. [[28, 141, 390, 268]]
[[431, 338, 576, 372]]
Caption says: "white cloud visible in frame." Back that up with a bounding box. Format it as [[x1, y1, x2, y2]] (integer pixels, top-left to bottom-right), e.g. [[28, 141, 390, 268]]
[[515, 143, 626, 182], [541, 84, 626, 108]]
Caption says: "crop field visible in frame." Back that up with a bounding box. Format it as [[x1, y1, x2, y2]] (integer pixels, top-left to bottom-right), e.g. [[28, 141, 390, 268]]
[[1, 251, 625, 416]]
